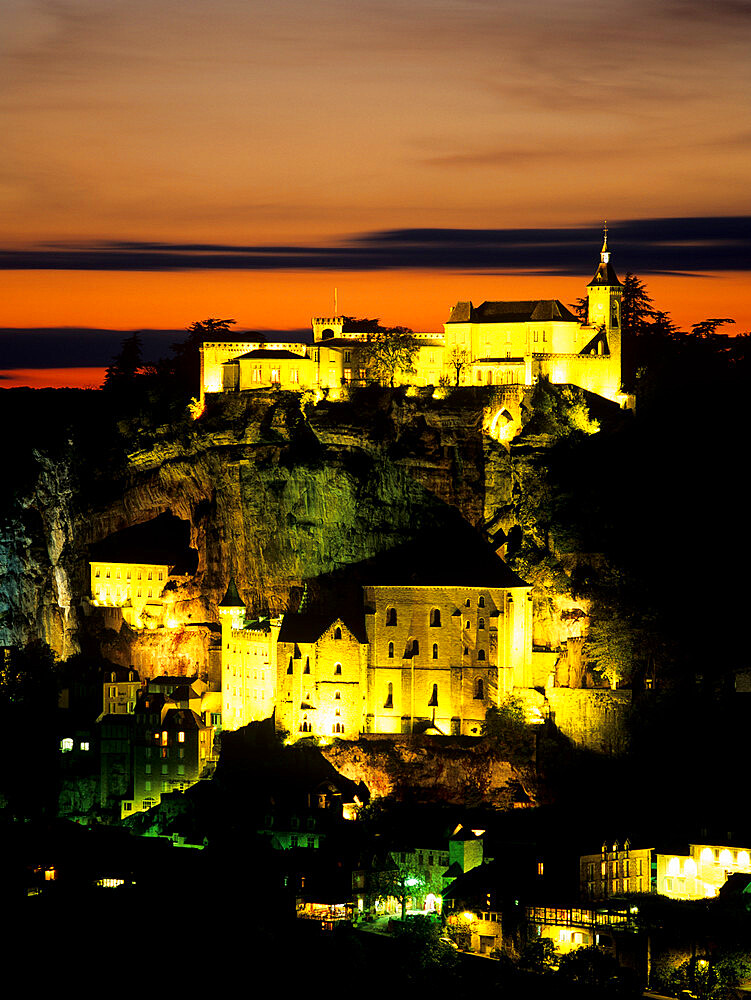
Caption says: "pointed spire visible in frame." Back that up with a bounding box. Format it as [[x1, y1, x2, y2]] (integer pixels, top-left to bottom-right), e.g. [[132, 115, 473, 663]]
[[588, 223, 621, 287], [219, 577, 245, 609]]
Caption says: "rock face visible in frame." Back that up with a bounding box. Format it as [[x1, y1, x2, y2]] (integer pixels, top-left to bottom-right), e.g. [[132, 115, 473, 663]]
[[1, 383, 625, 690], [320, 735, 537, 808]]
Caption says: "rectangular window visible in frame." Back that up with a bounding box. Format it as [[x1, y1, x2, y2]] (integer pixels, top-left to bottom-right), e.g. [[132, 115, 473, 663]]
[[344, 367, 352, 383], [344, 350, 352, 363]]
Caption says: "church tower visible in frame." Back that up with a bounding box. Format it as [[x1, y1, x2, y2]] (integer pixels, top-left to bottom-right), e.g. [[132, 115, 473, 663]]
[[587, 225, 622, 337]]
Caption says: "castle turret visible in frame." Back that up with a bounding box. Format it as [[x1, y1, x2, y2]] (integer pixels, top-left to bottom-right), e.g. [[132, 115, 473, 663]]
[[218, 578, 245, 634]]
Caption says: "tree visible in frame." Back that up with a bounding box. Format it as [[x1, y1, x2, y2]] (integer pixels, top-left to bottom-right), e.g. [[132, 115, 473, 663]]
[[481, 697, 535, 765], [102, 332, 146, 389], [570, 296, 589, 325], [371, 858, 427, 920], [690, 317, 735, 339], [364, 326, 419, 387], [620, 273, 655, 338], [447, 347, 471, 386], [557, 946, 621, 989]]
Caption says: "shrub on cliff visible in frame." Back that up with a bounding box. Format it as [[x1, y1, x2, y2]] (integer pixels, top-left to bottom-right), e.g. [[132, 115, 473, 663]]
[[481, 697, 535, 765]]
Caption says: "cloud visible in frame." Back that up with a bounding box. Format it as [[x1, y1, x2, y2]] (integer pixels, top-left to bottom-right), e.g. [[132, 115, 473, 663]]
[[1, 217, 749, 276], [0, 326, 310, 369]]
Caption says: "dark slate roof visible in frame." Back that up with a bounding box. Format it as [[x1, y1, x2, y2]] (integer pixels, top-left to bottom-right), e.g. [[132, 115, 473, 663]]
[[219, 578, 245, 609], [587, 261, 621, 287], [89, 512, 197, 574], [233, 349, 311, 361], [357, 531, 528, 589], [162, 707, 205, 730], [278, 611, 368, 645], [447, 299, 579, 324]]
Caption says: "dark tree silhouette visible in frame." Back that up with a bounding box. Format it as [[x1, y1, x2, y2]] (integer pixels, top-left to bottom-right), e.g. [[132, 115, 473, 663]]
[[102, 331, 146, 389]]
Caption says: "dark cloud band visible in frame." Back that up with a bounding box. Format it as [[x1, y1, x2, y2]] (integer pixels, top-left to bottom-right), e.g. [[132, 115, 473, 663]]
[[1, 216, 749, 275]]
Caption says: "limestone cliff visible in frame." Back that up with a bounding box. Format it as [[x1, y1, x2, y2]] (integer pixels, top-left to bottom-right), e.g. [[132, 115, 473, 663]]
[[0, 383, 626, 684]]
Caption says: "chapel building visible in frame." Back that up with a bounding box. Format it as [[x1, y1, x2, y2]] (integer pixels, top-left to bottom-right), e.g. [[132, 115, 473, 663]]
[[218, 538, 532, 739]]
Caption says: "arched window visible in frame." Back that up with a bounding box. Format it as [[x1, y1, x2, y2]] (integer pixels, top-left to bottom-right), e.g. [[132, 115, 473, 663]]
[[384, 682, 393, 709], [479, 618, 485, 630], [334, 662, 342, 675], [334, 626, 342, 640], [463, 646, 469, 656], [474, 678, 484, 700], [432, 643, 438, 660], [303, 658, 310, 674], [335, 690, 341, 700], [388, 641, 394, 658], [386, 607, 397, 626], [287, 658, 293, 674], [465, 598, 470, 607], [478, 649, 486, 661], [410, 639, 419, 656], [478, 595, 485, 607], [428, 684, 438, 707], [430, 608, 441, 627]]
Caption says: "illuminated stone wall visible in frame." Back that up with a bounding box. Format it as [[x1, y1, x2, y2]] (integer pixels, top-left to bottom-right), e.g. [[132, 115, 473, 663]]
[[546, 688, 632, 754], [276, 621, 367, 738]]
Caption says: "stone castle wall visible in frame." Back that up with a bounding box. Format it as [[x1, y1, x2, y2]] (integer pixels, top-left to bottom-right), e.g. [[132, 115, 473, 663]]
[[546, 688, 632, 755]]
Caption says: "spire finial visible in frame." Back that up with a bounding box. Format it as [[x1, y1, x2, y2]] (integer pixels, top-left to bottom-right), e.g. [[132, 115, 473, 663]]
[[601, 221, 610, 263]]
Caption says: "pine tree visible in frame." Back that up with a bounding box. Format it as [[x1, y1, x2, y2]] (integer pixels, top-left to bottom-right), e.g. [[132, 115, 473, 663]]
[[620, 273, 655, 337], [102, 332, 145, 389]]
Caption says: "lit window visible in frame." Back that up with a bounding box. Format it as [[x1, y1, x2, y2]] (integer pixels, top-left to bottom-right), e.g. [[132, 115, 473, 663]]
[[80, 742, 90, 752], [60, 738, 74, 753], [178, 731, 185, 743]]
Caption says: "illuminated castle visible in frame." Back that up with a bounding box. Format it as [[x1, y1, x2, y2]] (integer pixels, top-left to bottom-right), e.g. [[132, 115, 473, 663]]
[[199, 231, 629, 407], [444, 228, 625, 404], [219, 539, 533, 739]]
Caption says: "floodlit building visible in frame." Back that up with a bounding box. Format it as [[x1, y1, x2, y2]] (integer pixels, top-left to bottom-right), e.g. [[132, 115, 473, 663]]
[[444, 228, 627, 404], [656, 843, 751, 900], [199, 233, 631, 405], [88, 513, 198, 631], [580, 840, 656, 900], [217, 534, 532, 740]]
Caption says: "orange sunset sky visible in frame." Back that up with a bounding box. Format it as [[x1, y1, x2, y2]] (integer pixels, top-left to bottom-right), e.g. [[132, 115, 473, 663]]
[[1, 0, 750, 388]]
